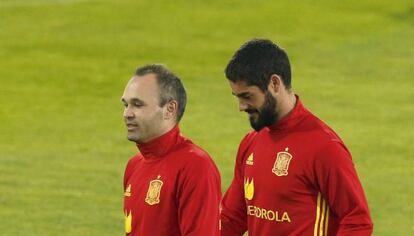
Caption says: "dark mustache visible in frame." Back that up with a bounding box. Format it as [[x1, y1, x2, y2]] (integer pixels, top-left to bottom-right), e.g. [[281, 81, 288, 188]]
[[245, 109, 258, 114]]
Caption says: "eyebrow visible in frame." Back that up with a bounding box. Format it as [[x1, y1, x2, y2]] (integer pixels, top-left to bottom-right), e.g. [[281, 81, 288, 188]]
[[121, 97, 146, 104], [232, 92, 251, 98]]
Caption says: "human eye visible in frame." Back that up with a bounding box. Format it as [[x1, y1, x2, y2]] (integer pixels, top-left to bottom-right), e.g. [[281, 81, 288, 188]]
[[133, 102, 144, 107], [241, 94, 251, 100]]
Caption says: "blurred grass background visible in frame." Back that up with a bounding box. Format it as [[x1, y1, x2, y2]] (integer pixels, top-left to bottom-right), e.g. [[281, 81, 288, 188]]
[[0, 0, 413, 235]]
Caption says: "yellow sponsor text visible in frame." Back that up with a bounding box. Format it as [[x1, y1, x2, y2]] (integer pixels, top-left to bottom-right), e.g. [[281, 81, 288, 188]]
[[247, 205, 291, 223]]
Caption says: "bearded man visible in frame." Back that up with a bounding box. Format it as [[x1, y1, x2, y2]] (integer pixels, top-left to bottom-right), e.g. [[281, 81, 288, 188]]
[[220, 39, 373, 236]]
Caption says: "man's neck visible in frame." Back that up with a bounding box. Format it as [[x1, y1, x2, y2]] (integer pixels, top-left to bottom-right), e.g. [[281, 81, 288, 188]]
[[277, 92, 297, 122]]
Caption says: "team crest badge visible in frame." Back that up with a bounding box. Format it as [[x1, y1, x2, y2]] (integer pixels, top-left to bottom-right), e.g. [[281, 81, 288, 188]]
[[244, 177, 254, 200], [145, 175, 163, 205], [272, 148, 292, 176]]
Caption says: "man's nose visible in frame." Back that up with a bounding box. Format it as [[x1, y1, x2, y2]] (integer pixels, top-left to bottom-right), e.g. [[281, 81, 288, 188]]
[[238, 100, 248, 112], [123, 106, 134, 118]]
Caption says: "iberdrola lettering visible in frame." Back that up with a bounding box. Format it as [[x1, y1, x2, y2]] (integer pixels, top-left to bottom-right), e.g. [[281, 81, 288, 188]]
[[247, 205, 291, 223]]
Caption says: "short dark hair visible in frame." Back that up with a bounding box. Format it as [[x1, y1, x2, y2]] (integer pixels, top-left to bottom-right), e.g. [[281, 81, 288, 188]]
[[135, 64, 187, 122], [225, 39, 291, 91]]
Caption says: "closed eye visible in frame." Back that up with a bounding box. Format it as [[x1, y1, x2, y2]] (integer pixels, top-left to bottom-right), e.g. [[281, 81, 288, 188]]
[[121, 98, 146, 108], [133, 102, 144, 107], [233, 92, 252, 100]]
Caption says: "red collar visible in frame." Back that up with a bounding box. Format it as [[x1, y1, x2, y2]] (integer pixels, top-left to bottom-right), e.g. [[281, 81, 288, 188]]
[[136, 125, 183, 160], [267, 95, 308, 132]]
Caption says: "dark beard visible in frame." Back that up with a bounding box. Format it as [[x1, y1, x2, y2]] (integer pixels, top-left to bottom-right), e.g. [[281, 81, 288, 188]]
[[248, 92, 278, 131]]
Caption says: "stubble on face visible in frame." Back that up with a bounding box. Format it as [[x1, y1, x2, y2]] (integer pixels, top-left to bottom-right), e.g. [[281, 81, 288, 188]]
[[248, 91, 278, 131], [122, 75, 165, 143], [126, 109, 163, 143]]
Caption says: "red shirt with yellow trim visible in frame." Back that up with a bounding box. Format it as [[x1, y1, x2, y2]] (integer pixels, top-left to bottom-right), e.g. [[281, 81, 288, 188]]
[[220, 96, 373, 236], [123, 126, 221, 236]]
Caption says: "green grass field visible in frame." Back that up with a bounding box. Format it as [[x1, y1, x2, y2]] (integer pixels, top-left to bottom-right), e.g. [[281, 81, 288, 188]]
[[1, 0, 413, 235]]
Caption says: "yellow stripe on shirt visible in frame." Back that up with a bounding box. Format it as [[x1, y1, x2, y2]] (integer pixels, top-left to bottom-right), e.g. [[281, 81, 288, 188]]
[[313, 192, 329, 236], [324, 204, 329, 236], [313, 192, 321, 236], [319, 198, 326, 236], [314, 192, 330, 236]]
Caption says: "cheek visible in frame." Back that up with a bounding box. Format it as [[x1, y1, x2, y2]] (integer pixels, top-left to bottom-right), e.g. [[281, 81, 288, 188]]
[[248, 101, 262, 111], [141, 108, 164, 122], [255, 96, 266, 107]]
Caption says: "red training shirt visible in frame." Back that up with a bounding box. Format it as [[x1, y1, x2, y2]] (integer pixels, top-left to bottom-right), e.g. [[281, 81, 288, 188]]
[[124, 126, 221, 236], [221, 96, 373, 236]]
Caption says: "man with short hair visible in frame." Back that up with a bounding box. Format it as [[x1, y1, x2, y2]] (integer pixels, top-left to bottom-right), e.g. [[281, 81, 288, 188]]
[[122, 64, 221, 236], [220, 39, 373, 235]]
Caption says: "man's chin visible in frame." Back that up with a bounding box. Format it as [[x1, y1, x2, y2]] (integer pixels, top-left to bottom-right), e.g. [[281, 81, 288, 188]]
[[127, 134, 140, 142], [250, 124, 265, 131], [249, 120, 265, 131]]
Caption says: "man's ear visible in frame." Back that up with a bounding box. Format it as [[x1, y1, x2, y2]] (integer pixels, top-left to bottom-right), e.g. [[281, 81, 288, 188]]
[[269, 74, 283, 94], [164, 100, 178, 120]]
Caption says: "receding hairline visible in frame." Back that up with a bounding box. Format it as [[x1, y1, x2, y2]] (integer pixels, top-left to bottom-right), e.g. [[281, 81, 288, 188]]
[[123, 73, 161, 99], [130, 64, 187, 122], [130, 72, 158, 81], [128, 73, 161, 88]]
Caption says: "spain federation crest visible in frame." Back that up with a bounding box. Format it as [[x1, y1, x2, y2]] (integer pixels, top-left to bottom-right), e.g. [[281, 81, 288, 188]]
[[145, 175, 163, 205], [272, 148, 293, 176]]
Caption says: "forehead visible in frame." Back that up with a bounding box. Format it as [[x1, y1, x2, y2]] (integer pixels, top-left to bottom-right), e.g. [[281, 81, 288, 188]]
[[122, 74, 159, 102], [229, 80, 263, 95]]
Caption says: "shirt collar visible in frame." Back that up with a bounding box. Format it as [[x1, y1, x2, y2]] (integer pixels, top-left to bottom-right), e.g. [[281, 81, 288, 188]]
[[267, 95, 308, 132], [136, 125, 182, 160]]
